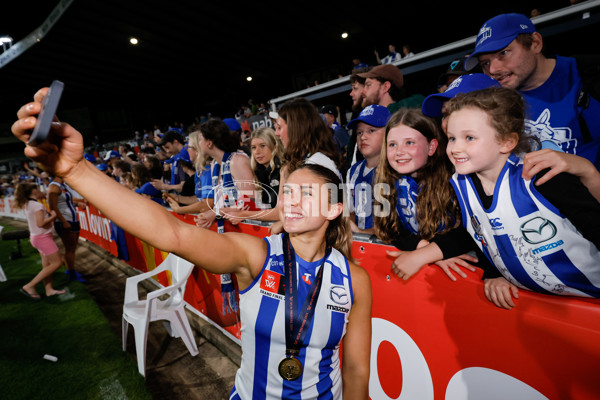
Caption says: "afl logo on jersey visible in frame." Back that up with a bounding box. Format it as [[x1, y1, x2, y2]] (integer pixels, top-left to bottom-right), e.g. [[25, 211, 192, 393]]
[[329, 285, 349, 305], [520, 217, 557, 244]]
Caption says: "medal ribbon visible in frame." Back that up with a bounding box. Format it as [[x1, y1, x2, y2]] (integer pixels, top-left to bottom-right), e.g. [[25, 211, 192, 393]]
[[282, 233, 331, 358]]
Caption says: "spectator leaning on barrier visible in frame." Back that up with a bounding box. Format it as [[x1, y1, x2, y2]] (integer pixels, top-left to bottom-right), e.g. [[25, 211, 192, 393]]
[[159, 129, 191, 186], [345, 104, 391, 234]]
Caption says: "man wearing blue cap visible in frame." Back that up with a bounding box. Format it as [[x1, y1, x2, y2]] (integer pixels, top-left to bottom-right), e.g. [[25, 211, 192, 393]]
[[345, 104, 392, 233], [464, 13, 600, 171]]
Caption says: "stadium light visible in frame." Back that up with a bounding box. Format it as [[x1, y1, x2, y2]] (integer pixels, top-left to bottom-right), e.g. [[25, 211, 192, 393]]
[[0, 35, 13, 52]]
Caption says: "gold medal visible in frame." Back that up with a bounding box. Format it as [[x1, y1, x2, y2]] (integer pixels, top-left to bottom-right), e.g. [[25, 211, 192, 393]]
[[278, 356, 303, 381]]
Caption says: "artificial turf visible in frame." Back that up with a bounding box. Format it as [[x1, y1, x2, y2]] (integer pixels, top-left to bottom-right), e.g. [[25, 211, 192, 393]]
[[0, 222, 152, 400]]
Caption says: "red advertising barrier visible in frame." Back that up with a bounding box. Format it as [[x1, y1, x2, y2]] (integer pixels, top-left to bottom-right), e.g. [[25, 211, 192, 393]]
[[73, 205, 600, 399]]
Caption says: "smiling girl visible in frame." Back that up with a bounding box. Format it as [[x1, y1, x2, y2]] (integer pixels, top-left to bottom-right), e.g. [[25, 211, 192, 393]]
[[445, 87, 600, 308], [374, 108, 479, 281]]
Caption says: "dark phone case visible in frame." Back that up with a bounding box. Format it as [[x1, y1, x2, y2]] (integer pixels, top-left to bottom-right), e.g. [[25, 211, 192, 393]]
[[28, 80, 64, 146]]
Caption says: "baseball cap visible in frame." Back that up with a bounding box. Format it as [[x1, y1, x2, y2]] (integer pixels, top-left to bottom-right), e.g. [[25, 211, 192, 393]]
[[437, 55, 470, 86], [465, 13, 536, 70], [347, 104, 392, 131], [358, 64, 404, 89], [96, 163, 108, 171], [421, 73, 501, 117], [103, 150, 121, 161], [223, 118, 242, 132], [319, 105, 338, 118]]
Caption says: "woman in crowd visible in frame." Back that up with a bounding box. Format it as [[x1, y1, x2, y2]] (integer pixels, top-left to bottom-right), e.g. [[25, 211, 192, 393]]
[[192, 119, 256, 228], [249, 126, 283, 209], [12, 87, 372, 399], [142, 153, 164, 180], [130, 162, 152, 189]]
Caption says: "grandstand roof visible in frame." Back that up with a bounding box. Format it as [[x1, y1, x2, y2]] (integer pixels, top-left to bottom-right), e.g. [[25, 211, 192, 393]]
[[0, 0, 582, 121]]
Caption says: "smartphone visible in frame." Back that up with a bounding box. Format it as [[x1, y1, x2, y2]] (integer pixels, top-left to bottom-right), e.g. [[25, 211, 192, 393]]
[[28, 80, 64, 146]]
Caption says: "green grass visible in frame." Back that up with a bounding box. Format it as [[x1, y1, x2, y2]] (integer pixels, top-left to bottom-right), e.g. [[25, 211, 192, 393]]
[[0, 223, 152, 400]]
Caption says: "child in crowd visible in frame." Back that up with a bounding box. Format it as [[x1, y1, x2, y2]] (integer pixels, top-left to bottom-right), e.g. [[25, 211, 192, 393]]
[[12, 88, 372, 398], [14, 182, 66, 299], [249, 127, 283, 209], [374, 108, 479, 281], [393, 87, 600, 309], [345, 105, 391, 234]]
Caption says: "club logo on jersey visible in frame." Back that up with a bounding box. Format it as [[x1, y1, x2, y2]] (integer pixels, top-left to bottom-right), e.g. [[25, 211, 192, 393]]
[[260, 269, 284, 300], [520, 217, 557, 244], [489, 218, 503, 230]]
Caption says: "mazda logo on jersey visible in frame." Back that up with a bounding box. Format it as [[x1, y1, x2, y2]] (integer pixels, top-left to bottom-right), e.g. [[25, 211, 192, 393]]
[[329, 285, 349, 305], [520, 217, 557, 244]]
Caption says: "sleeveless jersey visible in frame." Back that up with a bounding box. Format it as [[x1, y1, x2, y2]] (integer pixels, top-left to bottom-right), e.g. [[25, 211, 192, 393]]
[[346, 160, 376, 230], [48, 181, 78, 223], [211, 151, 249, 212], [451, 154, 600, 297], [230, 234, 354, 400], [521, 56, 600, 169], [395, 175, 419, 234]]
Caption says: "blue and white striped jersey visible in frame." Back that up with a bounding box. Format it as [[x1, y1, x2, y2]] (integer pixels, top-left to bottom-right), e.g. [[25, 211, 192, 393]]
[[230, 234, 354, 400]]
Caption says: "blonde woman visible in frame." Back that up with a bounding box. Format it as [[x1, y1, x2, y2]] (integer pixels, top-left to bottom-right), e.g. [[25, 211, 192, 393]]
[[249, 127, 283, 209]]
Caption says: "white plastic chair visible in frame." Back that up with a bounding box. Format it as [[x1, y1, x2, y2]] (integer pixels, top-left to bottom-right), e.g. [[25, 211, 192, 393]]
[[122, 253, 199, 376]]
